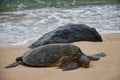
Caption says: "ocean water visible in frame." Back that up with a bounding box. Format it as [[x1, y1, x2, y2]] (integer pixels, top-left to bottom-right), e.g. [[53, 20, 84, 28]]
[[0, 4, 120, 46]]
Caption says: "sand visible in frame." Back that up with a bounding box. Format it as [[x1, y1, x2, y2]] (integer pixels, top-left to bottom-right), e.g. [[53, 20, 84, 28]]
[[0, 33, 120, 80]]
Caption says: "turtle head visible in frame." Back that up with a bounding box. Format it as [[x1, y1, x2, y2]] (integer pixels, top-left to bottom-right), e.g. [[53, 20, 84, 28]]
[[78, 55, 90, 68]]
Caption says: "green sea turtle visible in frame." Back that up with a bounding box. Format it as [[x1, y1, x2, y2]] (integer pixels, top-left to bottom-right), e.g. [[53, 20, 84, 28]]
[[5, 44, 106, 71]]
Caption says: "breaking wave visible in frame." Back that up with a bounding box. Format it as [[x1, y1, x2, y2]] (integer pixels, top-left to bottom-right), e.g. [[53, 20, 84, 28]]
[[0, 4, 120, 46]]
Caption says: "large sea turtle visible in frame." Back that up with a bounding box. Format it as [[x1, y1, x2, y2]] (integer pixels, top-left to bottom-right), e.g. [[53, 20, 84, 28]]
[[5, 44, 106, 71], [29, 23, 102, 49]]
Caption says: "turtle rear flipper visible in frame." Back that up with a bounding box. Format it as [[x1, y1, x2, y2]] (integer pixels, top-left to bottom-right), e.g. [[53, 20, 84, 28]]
[[88, 52, 106, 61], [5, 61, 23, 69]]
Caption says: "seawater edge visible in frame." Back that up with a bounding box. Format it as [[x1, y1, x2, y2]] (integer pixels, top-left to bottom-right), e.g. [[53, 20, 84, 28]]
[[0, 4, 120, 47]]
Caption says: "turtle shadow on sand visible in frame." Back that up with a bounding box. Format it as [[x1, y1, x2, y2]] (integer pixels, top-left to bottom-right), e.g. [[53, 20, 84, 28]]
[[5, 44, 106, 71]]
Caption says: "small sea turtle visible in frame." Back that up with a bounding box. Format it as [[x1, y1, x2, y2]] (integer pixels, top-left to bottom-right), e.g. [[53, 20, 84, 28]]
[[5, 44, 106, 71]]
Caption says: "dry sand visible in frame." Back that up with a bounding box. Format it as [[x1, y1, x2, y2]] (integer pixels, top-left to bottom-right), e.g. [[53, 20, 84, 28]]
[[0, 33, 120, 80]]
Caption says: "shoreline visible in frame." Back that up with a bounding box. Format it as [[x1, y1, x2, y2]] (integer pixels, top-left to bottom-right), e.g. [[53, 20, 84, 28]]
[[0, 33, 120, 48], [0, 33, 120, 80]]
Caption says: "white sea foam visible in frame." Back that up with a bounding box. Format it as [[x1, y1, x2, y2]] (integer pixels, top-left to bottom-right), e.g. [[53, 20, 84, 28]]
[[0, 5, 120, 46], [11, 38, 35, 46]]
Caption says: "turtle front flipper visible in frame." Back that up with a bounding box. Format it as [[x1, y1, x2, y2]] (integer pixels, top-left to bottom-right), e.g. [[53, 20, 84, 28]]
[[59, 56, 79, 71], [88, 52, 106, 61], [60, 61, 78, 71]]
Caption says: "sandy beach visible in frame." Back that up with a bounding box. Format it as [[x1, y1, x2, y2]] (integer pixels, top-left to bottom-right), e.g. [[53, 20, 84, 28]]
[[0, 33, 120, 80]]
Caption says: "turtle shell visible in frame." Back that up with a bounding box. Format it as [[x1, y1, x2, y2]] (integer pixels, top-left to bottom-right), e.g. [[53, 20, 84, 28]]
[[22, 44, 83, 67]]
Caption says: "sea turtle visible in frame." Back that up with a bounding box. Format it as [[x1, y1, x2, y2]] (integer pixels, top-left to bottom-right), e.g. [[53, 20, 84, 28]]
[[5, 44, 106, 71], [29, 23, 102, 49]]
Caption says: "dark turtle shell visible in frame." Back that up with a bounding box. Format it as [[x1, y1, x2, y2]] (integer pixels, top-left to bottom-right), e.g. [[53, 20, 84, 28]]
[[22, 44, 83, 67]]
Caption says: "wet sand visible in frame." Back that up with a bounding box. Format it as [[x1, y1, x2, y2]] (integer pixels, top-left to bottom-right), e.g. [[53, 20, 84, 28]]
[[0, 33, 120, 80]]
